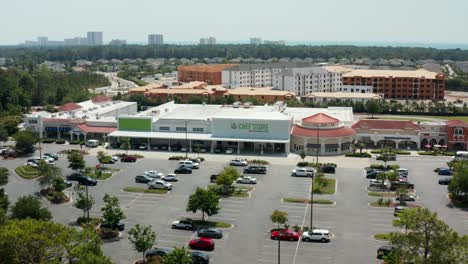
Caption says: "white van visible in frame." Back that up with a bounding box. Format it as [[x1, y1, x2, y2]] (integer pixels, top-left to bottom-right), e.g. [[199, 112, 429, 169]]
[[454, 151, 468, 160], [178, 160, 199, 169], [86, 139, 100, 148]]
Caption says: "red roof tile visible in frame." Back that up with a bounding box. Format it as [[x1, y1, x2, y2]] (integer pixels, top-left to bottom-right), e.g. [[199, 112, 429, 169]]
[[76, 124, 116, 134], [292, 125, 356, 138], [92, 95, 112, 103], [447, 120, 468, 127], [57, 102, 82, 112], [352, 119, 421, 130], [302, 113, 339, 124]]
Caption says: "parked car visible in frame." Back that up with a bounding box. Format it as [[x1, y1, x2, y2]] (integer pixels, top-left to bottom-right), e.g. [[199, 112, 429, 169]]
[[225, 148, 234, 154], [111, 156, 119, 163], [390, 181, 414, 190], [162, 174, 178, 182], [236, 176, 257, 184], [369, 179, 384, 187], [189, 237, 215, 251], [291, 167, 315, 177], [230, 159, 248, 166], [366, 169, 384, 179], [244, 165, 267, 174], [148, 180, 172, 190], [86, 139, 100, 147], [174, 167, 192, 174], [100, 220, 125, 231], [214, 147, 222, 153], [144, 170, 164, 179], [301, 229, 331, 242], [197, 228, 223, 239], [395, 193, 416, 201], [210, 174, 219, 182], [438, 168, 453, 176], [396, 168, 408, 177], [172, 218, 195, 230], [376, 153, 396, 161], [66, 172, 86, 181], [394, 205, 408, 217], [191, 251, 210, 264], [438, 177, 452, 185], [377, 245, 395, 259], [135, 175, 153, 183], [77, 176, 97, 186], [321, 165, 336, 174], [179, 160, 199, 169], [188, 157, 202, 163], [271, 229, 300, 241], [26, 160, 39, 167], [180, 146, 188, 152], [120, 156, 137, 162], [44, 153, 59, 160], [64, 180, 73, 188], [145, 247, 173, 259], [139, 143, 148, 150]]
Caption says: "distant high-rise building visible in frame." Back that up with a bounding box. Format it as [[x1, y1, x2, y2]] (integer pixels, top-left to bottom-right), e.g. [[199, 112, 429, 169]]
[[64, 37, 88, 46], [250, 37, 263, 45], [148, 34, 164, 45], [37, 36, 48, 46], [109, 39, 127, 45], [264, 40, 286, 45], [200, 37, 216, 45], [87, 32, 103, 45]]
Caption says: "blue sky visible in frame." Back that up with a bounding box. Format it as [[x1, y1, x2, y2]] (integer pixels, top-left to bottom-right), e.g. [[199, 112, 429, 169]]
[[2, 0, 467, 45]]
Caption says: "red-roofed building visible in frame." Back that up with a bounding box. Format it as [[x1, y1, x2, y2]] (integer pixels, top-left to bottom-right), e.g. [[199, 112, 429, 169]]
[[291, 113, 356, 155], [446, 120, 468, 150], [352, 119, 421, 149], [70, 124, 117, 141], [92, 95, 112, 103], [57, 102, 82, 112]]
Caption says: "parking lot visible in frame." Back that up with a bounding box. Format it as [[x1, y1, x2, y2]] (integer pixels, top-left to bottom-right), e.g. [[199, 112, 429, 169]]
[[2, 144, 467, 264]]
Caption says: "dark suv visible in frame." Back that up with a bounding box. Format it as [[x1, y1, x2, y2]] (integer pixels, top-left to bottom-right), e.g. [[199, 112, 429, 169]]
[[366, 169, 384, 179], [210, 174, 219, 182], [100, 220, 125, 231], [77, 176, 97, 186], [244, 165, 267, 174], [66, 172, 86, 181]]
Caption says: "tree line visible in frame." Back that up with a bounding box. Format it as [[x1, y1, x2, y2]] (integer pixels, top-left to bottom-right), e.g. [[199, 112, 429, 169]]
[[0, 66, 110, 115], [2, 45, 468, 63]]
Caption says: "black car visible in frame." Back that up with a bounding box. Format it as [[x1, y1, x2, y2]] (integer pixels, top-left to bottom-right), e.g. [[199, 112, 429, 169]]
[[210, 174, 219, 183], [192, 251, 210, 264], [66, 172, 86, 181], [174, 166, 192, 174], [145, 247, 173, 259], [100, 220, 125, 231], [394, 206, 408, 217], [135, 175, 153, 183], [77, 176, 97, 186], [321, 165, 336, 174], [244, 165, 267, 174], [377, 245, 395, 259], [438, 177, 452, 185], [197, 228, 223, 239], [366, 170, 384, 179]]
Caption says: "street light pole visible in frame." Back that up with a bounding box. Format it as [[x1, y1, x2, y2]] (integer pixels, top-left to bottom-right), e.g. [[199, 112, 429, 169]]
[[185, 120, 188, 158], [311, 124, 319, 230], [85, 185, 90, 223]]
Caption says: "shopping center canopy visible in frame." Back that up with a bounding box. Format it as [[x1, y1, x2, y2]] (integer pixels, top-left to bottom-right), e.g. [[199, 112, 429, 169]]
[[108, 131, 289, 143]]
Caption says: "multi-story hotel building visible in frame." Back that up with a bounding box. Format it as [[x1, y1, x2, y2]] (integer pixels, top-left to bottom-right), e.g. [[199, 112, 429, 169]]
[[178, 64, 238, 85]]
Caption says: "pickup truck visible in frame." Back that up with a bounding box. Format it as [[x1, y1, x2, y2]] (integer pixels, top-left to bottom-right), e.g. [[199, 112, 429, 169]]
[[291, 168, 315, 177]]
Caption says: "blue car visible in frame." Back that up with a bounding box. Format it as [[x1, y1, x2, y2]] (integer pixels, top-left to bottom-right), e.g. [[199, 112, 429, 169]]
[[438, 168, 453, 176]]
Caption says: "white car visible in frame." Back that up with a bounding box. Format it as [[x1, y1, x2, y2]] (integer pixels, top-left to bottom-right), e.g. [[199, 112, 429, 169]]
[[236, 176, 257, 184], [148, 180, 172, 190], [111, 156, 119, 163], [162, 174, 178, 182], [26, 161, 38, 167], [180, 146, 188, 152], [225, 148, 234, 154], [41, 157, 55, 165], [230, 159, 248, 166], [139, 143, 148, 150], [302, 229, 331, 242], [291, 168, 315, 177], [179, 160, 199, 169], [144, 170, 164, 179]]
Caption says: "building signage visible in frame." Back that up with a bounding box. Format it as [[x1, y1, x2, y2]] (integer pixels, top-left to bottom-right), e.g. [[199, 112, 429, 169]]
[[230, 122, 269, 133], [384, 136, 411, 140]]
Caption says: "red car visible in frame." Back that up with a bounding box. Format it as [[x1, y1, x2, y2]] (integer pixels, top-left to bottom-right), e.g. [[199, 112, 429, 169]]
[[270, 229, 300, 241], [120, 156, 137, 162], [188, 237, 215, 251]]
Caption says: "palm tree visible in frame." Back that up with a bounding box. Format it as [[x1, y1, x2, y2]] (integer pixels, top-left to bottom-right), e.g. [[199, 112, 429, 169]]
[[120, 137, 131, 156], [270, 210, 288, 264]]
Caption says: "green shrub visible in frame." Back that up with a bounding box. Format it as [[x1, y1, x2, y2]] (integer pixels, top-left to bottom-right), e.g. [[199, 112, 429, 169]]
[[296, 162, 337, 168], [69, 140, 80, 145], [41, 138, 55, 143], [418, 151, 455, 156], [169, 156, 185, 160], [99, 227, 119, 239], [55, 139, 65, 144], [370, 164, 400, 170], [346, 152, 371, 158], [15, 166, 40, 179], [247, 159, 270, 165]]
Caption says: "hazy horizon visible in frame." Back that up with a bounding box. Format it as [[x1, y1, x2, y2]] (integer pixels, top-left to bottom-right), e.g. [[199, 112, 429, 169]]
[[2, 0, 468, 47]]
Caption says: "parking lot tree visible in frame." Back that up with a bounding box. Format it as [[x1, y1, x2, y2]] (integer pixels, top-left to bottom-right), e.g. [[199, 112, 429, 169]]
[[270, 210, 288, 264], [97, 151, 105, 165], [37, 160, 62, 190], [379, 154, 392, 169], [448, 160, 468, 202], [128, 224, 156, 261], [52, 177, 67, 192], [0, 168, 8, 211], [13, 130, 39, 155], [0, 167, 8, 188], [0, 123, 7, 142], [377, 171, 398, 189], [391, 208, 468, 263], [101, 194, 125, 226], [163, 246, 193, 264], [0, 218, 112, 264], [396, 186, 408, 206], [186, 187, 220, 222], [10, 195, 52, 221], [74, 185, 94, 222], [299, 150, 306, 162], [120, 137, 131, 155], [215, 166, 240, 195], [68, 151, 86, 172], [366, 99, 382, 118], [356, 142, 365, 154]]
